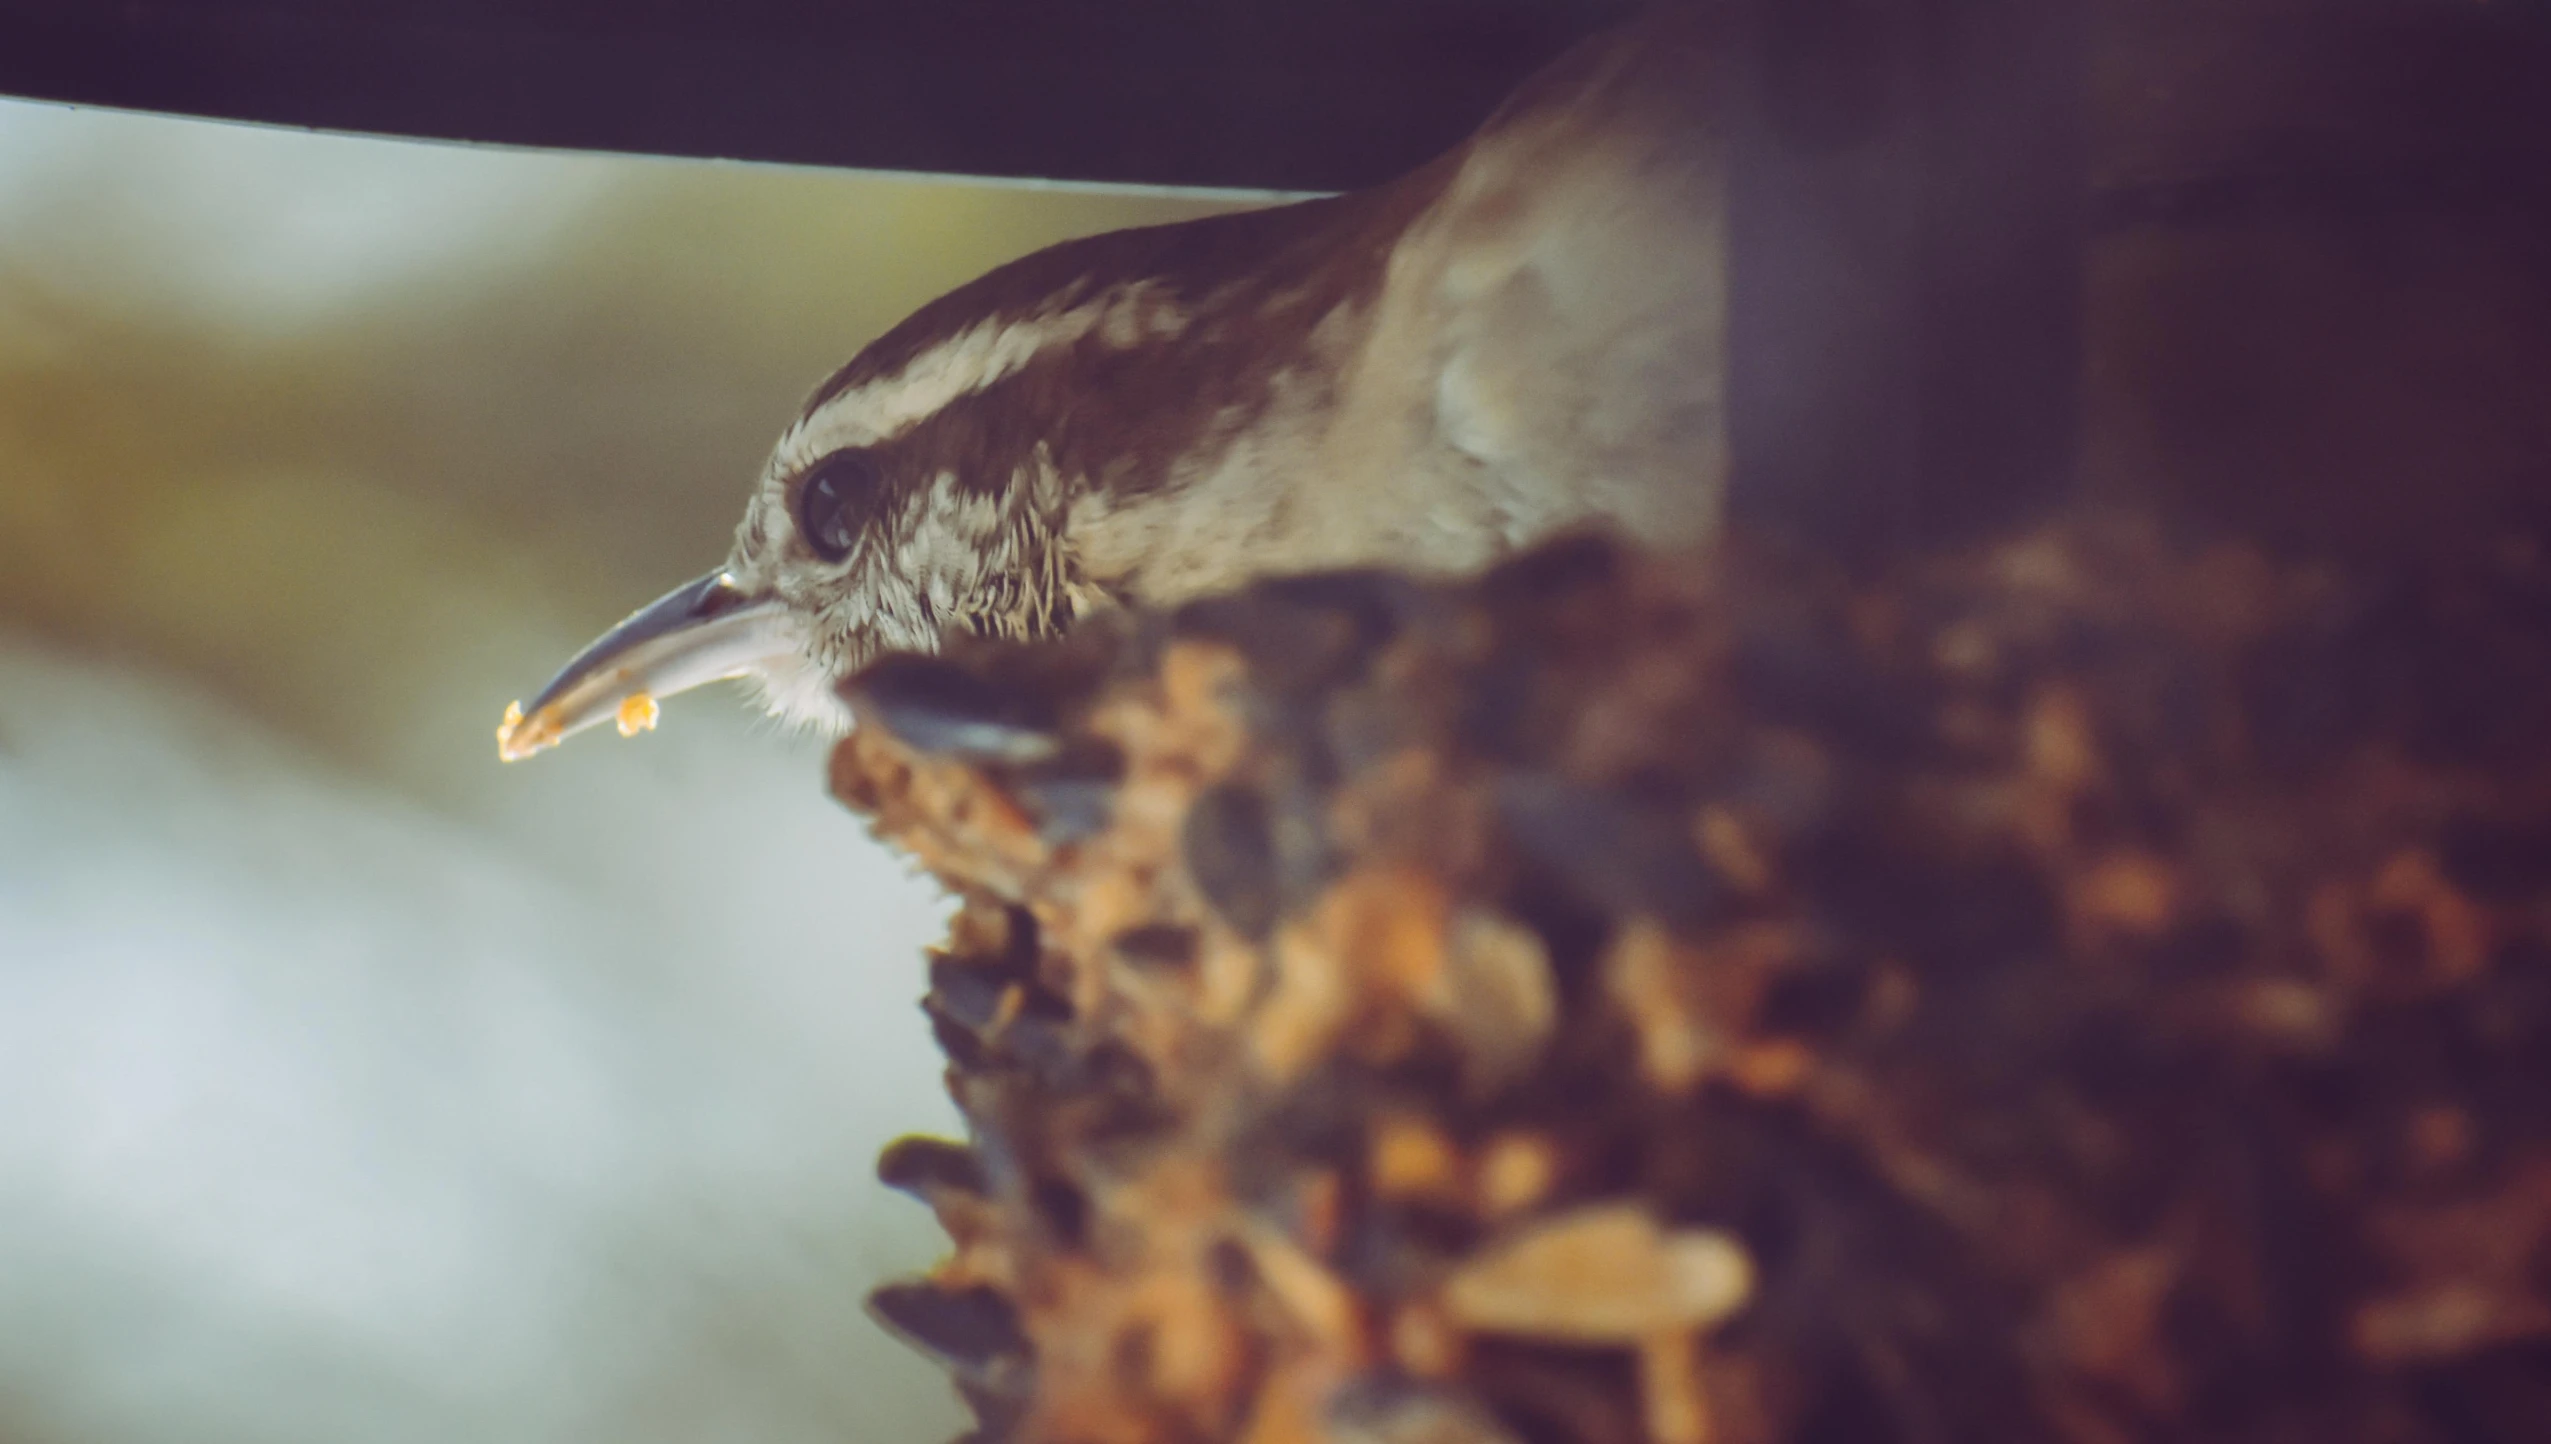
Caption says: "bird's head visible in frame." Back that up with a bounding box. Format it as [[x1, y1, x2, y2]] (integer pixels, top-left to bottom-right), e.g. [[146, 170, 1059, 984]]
[[496, 193, 1390, 762]]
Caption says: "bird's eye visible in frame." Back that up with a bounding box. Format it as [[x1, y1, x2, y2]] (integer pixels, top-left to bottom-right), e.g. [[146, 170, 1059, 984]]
[[794, 450, 879, 564]]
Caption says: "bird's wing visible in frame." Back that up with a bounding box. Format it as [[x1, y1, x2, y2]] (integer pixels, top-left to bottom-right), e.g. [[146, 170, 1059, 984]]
[[1330, 7, 1728, 558]]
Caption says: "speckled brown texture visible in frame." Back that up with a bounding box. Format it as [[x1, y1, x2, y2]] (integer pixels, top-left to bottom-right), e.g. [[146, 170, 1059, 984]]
[[831, 514, 2551, 1444]]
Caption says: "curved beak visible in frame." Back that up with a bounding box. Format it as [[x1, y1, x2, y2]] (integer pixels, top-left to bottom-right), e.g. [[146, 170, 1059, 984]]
[[496, 570, 798, 762]]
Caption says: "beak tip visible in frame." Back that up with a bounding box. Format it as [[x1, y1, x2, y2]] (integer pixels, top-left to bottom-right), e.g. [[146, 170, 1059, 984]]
[[495, 699, 564, 764]]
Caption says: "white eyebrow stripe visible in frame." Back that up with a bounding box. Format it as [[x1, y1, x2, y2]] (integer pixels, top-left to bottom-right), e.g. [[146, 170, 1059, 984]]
[[772, 279, 1190, 475]]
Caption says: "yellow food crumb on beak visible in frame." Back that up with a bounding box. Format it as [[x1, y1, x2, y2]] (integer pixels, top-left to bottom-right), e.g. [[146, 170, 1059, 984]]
[[496, 700, 527, 761], [616, 692, 661, 738], [495, 699, 565, 763]]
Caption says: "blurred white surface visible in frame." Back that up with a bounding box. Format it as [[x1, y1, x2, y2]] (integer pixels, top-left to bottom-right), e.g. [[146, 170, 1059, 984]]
[[0, 102, 607, 336], [0, 637, 960, 1444]]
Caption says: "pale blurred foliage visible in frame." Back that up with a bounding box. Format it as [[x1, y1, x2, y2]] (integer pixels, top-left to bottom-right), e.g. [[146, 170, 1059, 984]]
[[0, 99, 1254, 1444]]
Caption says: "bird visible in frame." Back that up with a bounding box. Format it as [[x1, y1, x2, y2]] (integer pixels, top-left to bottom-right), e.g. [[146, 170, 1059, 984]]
[[498, 4, 1720, 760]]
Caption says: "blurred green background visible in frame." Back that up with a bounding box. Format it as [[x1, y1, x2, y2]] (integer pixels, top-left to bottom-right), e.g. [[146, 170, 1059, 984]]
[[0, 98, 1250, 1444]]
